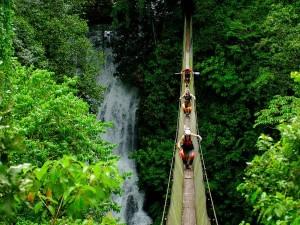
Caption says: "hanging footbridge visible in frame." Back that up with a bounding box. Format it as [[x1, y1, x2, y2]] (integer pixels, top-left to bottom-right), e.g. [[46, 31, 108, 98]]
[[160, 3, 219, 225]]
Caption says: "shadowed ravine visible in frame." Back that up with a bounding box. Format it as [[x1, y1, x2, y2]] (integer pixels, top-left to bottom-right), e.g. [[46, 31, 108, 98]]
[[97, 49, 152, 225]]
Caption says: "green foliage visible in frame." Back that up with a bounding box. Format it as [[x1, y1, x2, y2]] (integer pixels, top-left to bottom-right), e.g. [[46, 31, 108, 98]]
[[238, 73, 300, 224], [1, 1, 122, 224], [13, 16, 47, 68], [254, 95, 298, 128], [0, 163, 33, 222], [194, 1, 300, 223], [133, 139, 173, 193], [0, 0, 23, 169], [0, 0, 13, 67], [112, 0, 173, 84], [0, 61, 122, 223], [238, 117, 300, 225], [0, 156, 122, 224], [0, 78, 23, 166], [132, 139, 174, 224], [291, 71, 300, 96], [255, 72, 300, 128], [14, 214, 120, 225], [28, 156, 121, 224], [0, 0, 14, 121], [133, 37, 181, 223], [8, 65, 114, 166], [13, 0, 104, 111], [199, 52, 243, 97], [256, 4, 300, 73], [138, 42, 180, 138]]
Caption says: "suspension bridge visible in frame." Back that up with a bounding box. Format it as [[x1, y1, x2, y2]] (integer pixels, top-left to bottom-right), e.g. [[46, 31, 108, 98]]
[[160, 2, 218, 225]]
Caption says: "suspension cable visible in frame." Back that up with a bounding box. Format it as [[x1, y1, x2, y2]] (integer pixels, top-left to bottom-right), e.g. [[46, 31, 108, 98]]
[[160, 77, 183, 225], [199, 144, 219, 225], [160, 131, 176, 225], [194, 98, 219, 225]]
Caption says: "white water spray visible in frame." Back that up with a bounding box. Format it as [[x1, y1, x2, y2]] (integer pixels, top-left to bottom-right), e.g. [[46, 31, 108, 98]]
[[97, 49, 152, 225]]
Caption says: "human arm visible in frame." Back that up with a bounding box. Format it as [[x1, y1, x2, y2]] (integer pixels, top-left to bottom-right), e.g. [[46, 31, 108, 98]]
[[177, 135, 184, 149], [190, 133, 202, 141]]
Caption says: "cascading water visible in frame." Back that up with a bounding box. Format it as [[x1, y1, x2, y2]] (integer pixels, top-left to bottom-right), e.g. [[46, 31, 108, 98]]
[[97, 49, 152, 225]]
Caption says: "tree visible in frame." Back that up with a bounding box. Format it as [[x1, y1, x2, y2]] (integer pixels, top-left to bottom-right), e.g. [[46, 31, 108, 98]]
[[238, 72, 300, 225], [1, 156, 122, 225], [13, 0, 104, 111], [0, 63, 123, 224], [1, 1, 123, 224], [8, 65, 113, 166]]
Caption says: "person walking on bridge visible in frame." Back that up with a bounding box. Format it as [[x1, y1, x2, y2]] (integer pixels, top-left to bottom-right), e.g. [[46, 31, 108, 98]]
[[182, 68, 192, 87], [177, 128, 202, 169], [180, 88, 195, 116]]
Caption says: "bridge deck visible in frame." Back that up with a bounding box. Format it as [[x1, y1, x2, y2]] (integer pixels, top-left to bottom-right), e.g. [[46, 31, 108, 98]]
[[182, 169, 196, 225]]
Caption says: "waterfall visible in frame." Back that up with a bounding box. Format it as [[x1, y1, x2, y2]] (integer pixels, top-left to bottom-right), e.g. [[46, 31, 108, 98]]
[[97, 49, 152, 225]]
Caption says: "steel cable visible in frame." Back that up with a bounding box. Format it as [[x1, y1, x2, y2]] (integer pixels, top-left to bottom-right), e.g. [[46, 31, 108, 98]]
[[194, 100, 219, 225], [160, 75, 183, 225]]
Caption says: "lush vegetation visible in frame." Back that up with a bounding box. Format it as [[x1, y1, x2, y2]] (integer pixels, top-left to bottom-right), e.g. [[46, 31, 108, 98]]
[[238, 71, 300, 225], [194, 1, 300, 224], [1, 0, 300, 224], [1, 0, 122, 224], [13, 0, 104, 112], [111, 0, 300, 224]]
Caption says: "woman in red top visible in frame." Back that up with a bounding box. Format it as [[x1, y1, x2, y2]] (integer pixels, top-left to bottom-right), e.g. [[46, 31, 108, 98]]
[[177, 128, 202, 169]]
